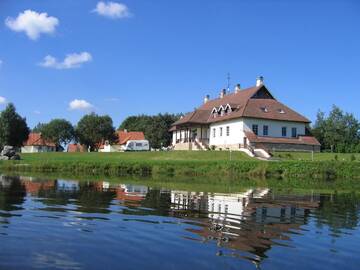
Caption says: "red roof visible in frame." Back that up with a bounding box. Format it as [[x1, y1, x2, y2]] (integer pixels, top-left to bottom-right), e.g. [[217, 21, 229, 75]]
[[23, 133, 56, 147], [98, 130, 146, 149], [67, 144, 86, 152], [117, 130, 145, 145], [244, 131, 321, 146], [172, 85, 310, 128]]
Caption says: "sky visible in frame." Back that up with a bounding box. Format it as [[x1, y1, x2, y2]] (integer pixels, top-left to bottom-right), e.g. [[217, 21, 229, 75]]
[[0, 0, 359, 128]]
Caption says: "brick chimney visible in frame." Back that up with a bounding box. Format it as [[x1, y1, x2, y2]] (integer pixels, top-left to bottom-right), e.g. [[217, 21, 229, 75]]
[[234, 83, 241, 93], [256, 76, 264, 87], [204, 94, 210, 104], [219, 89, 226, 99]]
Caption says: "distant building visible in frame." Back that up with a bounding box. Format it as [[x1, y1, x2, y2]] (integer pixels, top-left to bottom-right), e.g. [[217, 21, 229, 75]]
[[99, 130, 145, 152], [21, 133, 56, 153], [170, 77, 320, 156], [67, 143, 87, 153]]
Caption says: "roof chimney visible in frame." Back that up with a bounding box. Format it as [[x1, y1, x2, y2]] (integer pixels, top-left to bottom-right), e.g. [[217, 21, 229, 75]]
[[204, 94, 210, 104], [256, 76, 264, 87], [220, 89, 226, 99], [124, 129, 128, 133], [234, 83, 241, 93]]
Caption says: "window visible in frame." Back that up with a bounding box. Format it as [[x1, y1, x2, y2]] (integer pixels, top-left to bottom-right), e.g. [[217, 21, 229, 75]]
[[292, 127, 297, 138], [278, 109, 285, 114], [136, 143, 142, 147], [282, 127, 287, 137], [226, 126, 230, 136], [261, 106, 268, 113], [213, 128, 216, 138], [252, 125, 258, 135], [220, 127, 223, 137], [263, 125, 269, 136]]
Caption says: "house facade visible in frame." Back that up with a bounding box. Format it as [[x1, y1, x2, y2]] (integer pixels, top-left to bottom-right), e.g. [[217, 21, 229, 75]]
[[99, 130, 145, 152], [21, 133, 57, 153], [170, 77, 320, 154]]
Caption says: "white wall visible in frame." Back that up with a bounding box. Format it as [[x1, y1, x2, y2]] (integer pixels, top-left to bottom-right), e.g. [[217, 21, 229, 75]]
[[21, 145, 56, 153], [209, 119, 246, 146], [243, 118, 306, 138]]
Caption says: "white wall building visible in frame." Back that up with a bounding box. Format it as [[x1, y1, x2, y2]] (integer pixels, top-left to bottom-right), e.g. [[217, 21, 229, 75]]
[[170, 77, 320, 153]]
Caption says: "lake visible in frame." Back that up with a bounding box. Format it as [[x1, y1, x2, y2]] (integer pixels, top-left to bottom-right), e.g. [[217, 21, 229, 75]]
[[0, 175, 359, 270]]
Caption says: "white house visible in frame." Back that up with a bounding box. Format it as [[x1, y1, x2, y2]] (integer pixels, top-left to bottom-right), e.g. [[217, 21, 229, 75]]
[[170, 77, 320, 154], [21, 133, 56, 153], [99, 130, 146, 152]]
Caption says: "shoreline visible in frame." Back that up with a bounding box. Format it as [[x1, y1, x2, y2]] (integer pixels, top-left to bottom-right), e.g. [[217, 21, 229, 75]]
[[1, 158, 360, 181]]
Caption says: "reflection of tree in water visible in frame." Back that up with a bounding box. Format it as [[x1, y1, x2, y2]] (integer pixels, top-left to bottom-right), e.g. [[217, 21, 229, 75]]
[[76, 182, 116, 214], [138, 189, 171, 216], [37, 180, 75, 206], [315, 192, 360, 233], [37, 181, 117, 214], [0, 176, 26, 211]]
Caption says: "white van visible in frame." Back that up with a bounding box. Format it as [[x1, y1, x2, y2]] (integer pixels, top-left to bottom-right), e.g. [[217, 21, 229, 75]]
[[124, 140, 150, 151]]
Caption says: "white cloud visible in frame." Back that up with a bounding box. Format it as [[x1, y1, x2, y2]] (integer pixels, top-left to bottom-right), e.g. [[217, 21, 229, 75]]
[[68, 99, 94, 111], [0, 96, 7, 105], [33, 110, 41, 115], [39, 52, 92, 69], [5, 10, 59, 40], [93, 1, 131, 19]]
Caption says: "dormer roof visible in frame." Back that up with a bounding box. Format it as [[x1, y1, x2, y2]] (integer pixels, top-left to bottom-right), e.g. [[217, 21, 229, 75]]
[[172, 85, 310, 127]]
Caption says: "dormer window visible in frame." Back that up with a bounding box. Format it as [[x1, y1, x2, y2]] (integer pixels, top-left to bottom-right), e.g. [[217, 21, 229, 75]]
[[278, 109, 285, 114], [261, 106, 268, 113], [224, 104, 232, 114]]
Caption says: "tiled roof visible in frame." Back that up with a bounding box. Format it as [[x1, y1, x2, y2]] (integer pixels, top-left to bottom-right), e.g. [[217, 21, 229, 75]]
[[244, 131, 321, 146], [117, 130, 145, 145], [172, 85, 310, 128], [67, 144, 87, 152], [23, 133, 56, 147]]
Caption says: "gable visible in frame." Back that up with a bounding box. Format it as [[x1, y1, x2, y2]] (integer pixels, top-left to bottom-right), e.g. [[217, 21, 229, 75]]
[[251, 87, 275, 99]]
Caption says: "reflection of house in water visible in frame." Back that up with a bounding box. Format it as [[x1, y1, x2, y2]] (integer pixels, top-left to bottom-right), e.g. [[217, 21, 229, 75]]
[[170, 189, 321, 264], [19, 176, 55, 195], [56, 179, 79, 191], [115, 184, 149, 205]]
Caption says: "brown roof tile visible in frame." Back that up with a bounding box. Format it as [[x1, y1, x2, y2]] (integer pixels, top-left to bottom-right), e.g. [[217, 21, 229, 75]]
[[23, 133, 56, 147], [244, 131, 321, 146], [172, 85, 311, 127]]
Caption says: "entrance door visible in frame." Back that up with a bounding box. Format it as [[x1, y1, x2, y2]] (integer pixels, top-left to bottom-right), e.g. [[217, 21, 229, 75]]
[[243, 137, 247, 147]]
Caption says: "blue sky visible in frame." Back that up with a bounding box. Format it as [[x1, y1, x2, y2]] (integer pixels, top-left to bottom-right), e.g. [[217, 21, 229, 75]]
[[0, 0, 359, 128]]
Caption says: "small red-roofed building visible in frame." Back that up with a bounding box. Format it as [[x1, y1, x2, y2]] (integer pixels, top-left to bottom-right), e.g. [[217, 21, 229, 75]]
[[21, 133, 57, 153]]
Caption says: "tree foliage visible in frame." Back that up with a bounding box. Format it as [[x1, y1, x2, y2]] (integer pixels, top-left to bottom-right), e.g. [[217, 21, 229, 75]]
[[119, 113, 181, 148], [76, 113, 116, 151], [312, 105, 360, 153], [0, 103, 30, 149], [40, 119, 75, 150]]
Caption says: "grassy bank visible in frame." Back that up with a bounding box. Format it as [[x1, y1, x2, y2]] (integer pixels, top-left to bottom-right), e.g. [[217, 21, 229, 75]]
[[273, 151, 360, 161], [0, 152, 359, 180]]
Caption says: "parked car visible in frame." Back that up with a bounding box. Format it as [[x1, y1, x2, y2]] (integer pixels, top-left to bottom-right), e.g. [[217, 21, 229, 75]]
[[124, 140, 150, 151]]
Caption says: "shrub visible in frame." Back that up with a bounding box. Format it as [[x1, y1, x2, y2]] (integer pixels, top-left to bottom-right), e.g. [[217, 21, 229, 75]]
[[350, 154, 356, 162]]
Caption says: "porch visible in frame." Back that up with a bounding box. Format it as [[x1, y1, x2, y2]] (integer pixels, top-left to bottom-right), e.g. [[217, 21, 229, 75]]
[[172, 125, 210, 150]]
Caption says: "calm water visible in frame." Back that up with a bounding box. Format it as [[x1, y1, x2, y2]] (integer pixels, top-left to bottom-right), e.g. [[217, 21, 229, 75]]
[[0, 175, 359, 270]]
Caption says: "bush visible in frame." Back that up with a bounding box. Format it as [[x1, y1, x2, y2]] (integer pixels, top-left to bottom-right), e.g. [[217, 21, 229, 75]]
[[350, 154, 356, 162], [334, 155, 338, 161]]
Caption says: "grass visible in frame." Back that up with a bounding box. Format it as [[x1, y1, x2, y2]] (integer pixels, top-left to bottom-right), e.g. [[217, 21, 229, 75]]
[[19, 151, 253, 163], [1, 151, 360, 180], [272, 151, 360, 161]]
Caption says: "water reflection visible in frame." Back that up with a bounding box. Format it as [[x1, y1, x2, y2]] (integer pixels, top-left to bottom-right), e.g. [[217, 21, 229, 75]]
[[0, 175, 360, 269]]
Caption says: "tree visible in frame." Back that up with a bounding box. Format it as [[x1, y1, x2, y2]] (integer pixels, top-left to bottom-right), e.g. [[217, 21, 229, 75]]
[[76, 113, 116, 151], [119, 113, 181, 148], [32, 122, 46, 132], [40, 119, 75, 150], [0, 103, 30, 149], [312, 105, 360, 152]]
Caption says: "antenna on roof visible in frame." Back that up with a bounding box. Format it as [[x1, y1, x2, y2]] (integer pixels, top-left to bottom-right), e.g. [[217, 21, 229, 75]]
[[227, 72, 231, 93]]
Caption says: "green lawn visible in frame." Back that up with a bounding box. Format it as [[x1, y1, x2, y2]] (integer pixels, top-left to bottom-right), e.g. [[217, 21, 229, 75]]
[[272, 151, 360, 161], [20, 150, 254, 163]]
